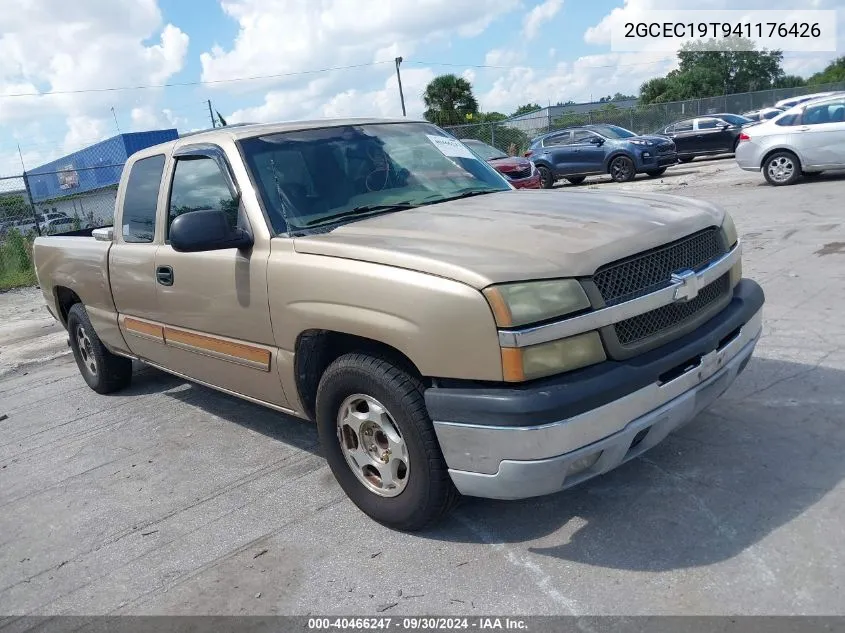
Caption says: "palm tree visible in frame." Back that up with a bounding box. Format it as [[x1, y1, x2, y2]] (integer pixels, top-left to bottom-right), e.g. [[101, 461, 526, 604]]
[[422, 74, 480, 126]]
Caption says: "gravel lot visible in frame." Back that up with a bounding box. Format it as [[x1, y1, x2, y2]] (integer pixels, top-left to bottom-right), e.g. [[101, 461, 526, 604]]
[[1, 158, 844, 617]]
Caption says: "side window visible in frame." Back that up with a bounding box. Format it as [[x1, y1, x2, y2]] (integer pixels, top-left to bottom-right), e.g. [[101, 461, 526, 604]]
[[803, 101, 845, 125], [122, 154, 165, 243], [167, 156, 238, 237], [697, 118, 720, 130], [775, 113, 800, 127], [674, 120, 693, 132], [571, 130, 599, 144], [664, 124, 675, 134], [544, 132, 572, 147]]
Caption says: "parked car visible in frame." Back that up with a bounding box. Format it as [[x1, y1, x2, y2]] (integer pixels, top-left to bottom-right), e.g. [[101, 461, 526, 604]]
[[461, 139, 541, 188], [42, 216, 78, 234], [742, 107, 784, 123], [735, 94, 845, 186], [33, 117, 763, 530], [774, 91, 844, 110], [525, 124, 678, 186], [657, 115, 751, 162]]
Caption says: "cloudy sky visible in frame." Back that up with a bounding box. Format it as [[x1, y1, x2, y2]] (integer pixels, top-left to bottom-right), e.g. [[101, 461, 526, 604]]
[[0, 0, 841, 174]]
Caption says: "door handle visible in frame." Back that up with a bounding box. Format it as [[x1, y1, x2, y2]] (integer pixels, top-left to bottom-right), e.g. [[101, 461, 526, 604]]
[[156, 265, 174, 286], [798, 126, 811, 131]]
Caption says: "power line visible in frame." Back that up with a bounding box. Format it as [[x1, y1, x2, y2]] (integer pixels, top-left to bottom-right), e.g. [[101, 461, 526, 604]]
[[0, 61, 393, 98]]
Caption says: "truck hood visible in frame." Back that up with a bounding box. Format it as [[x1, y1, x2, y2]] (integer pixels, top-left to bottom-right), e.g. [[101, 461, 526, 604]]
[[292, 189, 725, 289]]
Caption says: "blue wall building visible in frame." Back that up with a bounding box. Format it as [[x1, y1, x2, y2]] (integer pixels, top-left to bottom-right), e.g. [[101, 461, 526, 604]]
[[26, 129, 178, 224]]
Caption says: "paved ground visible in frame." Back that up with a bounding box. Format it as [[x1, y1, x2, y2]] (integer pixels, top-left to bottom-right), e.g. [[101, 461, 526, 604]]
[[1, 159, 844, 617]]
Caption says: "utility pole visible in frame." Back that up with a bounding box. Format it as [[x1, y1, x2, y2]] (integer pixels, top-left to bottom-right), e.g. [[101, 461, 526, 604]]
[[18, 144, 41, 236], [110, 107, 121, 134], [207, 99, 216, 128], [394, 57, 407, 117]]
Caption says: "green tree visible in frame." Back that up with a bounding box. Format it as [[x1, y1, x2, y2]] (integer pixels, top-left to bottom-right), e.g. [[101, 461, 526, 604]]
[[511, 103, 543, 117], [640, 37, 786, 104], [774, 75, 806, 89], [422, 74, 479, 126], [807, 56, 845, 85], [598, 92, 637, 103], [0, 194, 29, 222], [479, 111, 507, 122]]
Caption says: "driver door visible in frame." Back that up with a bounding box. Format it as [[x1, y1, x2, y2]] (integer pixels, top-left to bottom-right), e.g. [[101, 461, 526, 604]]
[[153, 145, 287, 407]]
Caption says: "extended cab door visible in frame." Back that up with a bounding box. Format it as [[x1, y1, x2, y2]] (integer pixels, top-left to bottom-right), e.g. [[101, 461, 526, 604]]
[[153, 144, 287, 407], [109, 152, 167, 360]]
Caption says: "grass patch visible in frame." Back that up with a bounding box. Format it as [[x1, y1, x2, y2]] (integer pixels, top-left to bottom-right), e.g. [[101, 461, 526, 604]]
[[0, 228, 37, 291]]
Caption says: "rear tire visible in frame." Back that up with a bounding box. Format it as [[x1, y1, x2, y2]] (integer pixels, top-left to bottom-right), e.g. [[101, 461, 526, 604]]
[[609, 155, 636, 182], [762, 150, 800, 186], [537, 165, 555, 189], [315, 353, 459, 531], [645, 167, 667, 178], [66, 303, 133, 394], [566, 176, 586, 185]]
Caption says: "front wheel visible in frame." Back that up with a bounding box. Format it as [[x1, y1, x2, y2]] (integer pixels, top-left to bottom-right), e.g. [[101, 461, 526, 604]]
[[66, 303, 133, 394], [566, 176, 586, 185], [763, 151, 800, 186], [645, 167, 667, 178], [609, 156, 636, 182], [315, 353, 459, 531], [536, 165, 555, 189]]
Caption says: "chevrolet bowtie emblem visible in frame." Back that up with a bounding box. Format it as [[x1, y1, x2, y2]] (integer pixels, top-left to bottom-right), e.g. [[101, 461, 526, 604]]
[[671, 270, 700, 302]]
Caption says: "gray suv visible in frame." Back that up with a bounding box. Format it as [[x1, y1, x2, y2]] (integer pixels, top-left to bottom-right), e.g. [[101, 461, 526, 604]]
[[526, 124, 678, 187]]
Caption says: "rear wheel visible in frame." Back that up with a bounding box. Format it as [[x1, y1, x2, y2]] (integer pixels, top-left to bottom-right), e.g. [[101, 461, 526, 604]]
[[315, 353, 459, 531], [609, 156, 636, 182], [537, 165, 555, 189], [645, 167, 667, 178], [566, 176, 586, 185], [763, 151, 800, 186], [66, 303, 133, 394]]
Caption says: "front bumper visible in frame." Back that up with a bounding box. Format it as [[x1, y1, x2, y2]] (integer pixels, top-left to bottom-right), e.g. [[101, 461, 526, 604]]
[[636, 149, 678, 170], [426, 279, 764, 500]]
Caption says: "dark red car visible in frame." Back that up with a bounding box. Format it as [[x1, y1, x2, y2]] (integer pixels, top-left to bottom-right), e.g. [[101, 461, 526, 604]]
[[461, 139, 541, 189]]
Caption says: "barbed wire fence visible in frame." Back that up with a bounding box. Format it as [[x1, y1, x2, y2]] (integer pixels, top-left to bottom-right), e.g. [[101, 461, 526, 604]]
[[444, 81, 845, 155]]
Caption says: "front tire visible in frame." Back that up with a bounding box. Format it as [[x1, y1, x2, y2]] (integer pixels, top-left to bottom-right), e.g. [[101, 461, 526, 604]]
[[609, 155, 636, 182], [678, 156, 694, 163], [315, 353, 459, 531], [66, 303, 133, 394], [763, 151, 800, 186], [566, 176, 586, 185], [537, 165, 555, 189]]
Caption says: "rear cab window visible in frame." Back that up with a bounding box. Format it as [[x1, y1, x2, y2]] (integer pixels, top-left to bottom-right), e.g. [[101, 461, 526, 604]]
[[121, 154, 166, 243]]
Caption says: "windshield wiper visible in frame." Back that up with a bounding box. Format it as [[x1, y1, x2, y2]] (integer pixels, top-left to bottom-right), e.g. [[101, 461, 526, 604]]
[[301, 202, 416, 228], [420, 189, 498, 205]]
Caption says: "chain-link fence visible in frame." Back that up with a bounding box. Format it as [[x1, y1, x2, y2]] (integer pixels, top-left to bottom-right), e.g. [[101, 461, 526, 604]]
[[445, 81, 845, 155], [0, 164, 123, 290]]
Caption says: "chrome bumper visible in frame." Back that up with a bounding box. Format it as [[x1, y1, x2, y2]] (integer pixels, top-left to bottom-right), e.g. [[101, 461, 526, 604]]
[[434, 307, 763, 500]]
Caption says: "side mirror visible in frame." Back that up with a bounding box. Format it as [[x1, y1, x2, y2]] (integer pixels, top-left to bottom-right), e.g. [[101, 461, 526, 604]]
[[721, 122, 731, 129], [589, 136, 604, 146], [169, 209, 253, 253]]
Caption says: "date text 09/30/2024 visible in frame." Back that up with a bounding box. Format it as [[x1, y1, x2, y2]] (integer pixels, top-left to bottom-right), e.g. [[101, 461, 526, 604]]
[[307, 617, 529, 630]]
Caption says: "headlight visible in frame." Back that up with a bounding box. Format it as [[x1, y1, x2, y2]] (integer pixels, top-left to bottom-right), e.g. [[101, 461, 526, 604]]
[[483, 279, 591, 328], [721, 212, 738, 248], [501, 332, 606, 381], [630, 139, 654, 146]]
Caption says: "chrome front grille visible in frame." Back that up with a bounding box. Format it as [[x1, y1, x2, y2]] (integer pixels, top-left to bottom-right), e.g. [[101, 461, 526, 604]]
[[594, 228, 725, 306], [592, 227, 731, 353], [506, 167, 532, 180], [614, 274, 730, 346]]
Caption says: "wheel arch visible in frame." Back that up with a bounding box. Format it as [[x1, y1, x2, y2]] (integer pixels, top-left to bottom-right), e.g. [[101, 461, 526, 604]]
[[294, 329, 426, 421], [603, 150, 636, 173], [759, 146, 802, 170], [54, 286, 83, 327]]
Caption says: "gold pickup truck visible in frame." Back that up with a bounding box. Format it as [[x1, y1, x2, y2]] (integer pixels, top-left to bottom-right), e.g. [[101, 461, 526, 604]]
[[33, 118, 764, 531]]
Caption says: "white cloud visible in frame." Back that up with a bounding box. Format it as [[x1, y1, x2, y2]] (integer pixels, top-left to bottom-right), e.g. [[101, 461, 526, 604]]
[[229, 67, 436, 122], [522, 0, 563, 40], [0, 0, 188, 163], [485, 49, 526, 67], [478, 52, 677, 114], [130, 106, 187, 132]]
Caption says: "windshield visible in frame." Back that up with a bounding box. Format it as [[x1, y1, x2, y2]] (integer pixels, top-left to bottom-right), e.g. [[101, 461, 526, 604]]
[[590, 125, 638, 139], [716, 114, 752, 125], [463, 140, 508, 161], [238, 122, 511, 233]]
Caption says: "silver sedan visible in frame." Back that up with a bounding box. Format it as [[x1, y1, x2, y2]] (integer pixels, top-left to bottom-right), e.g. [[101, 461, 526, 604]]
[[735, 94, 845, 186]]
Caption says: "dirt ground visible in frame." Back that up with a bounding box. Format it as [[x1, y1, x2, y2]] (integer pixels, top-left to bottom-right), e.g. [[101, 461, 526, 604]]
[[1, 158, 844, 617]]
